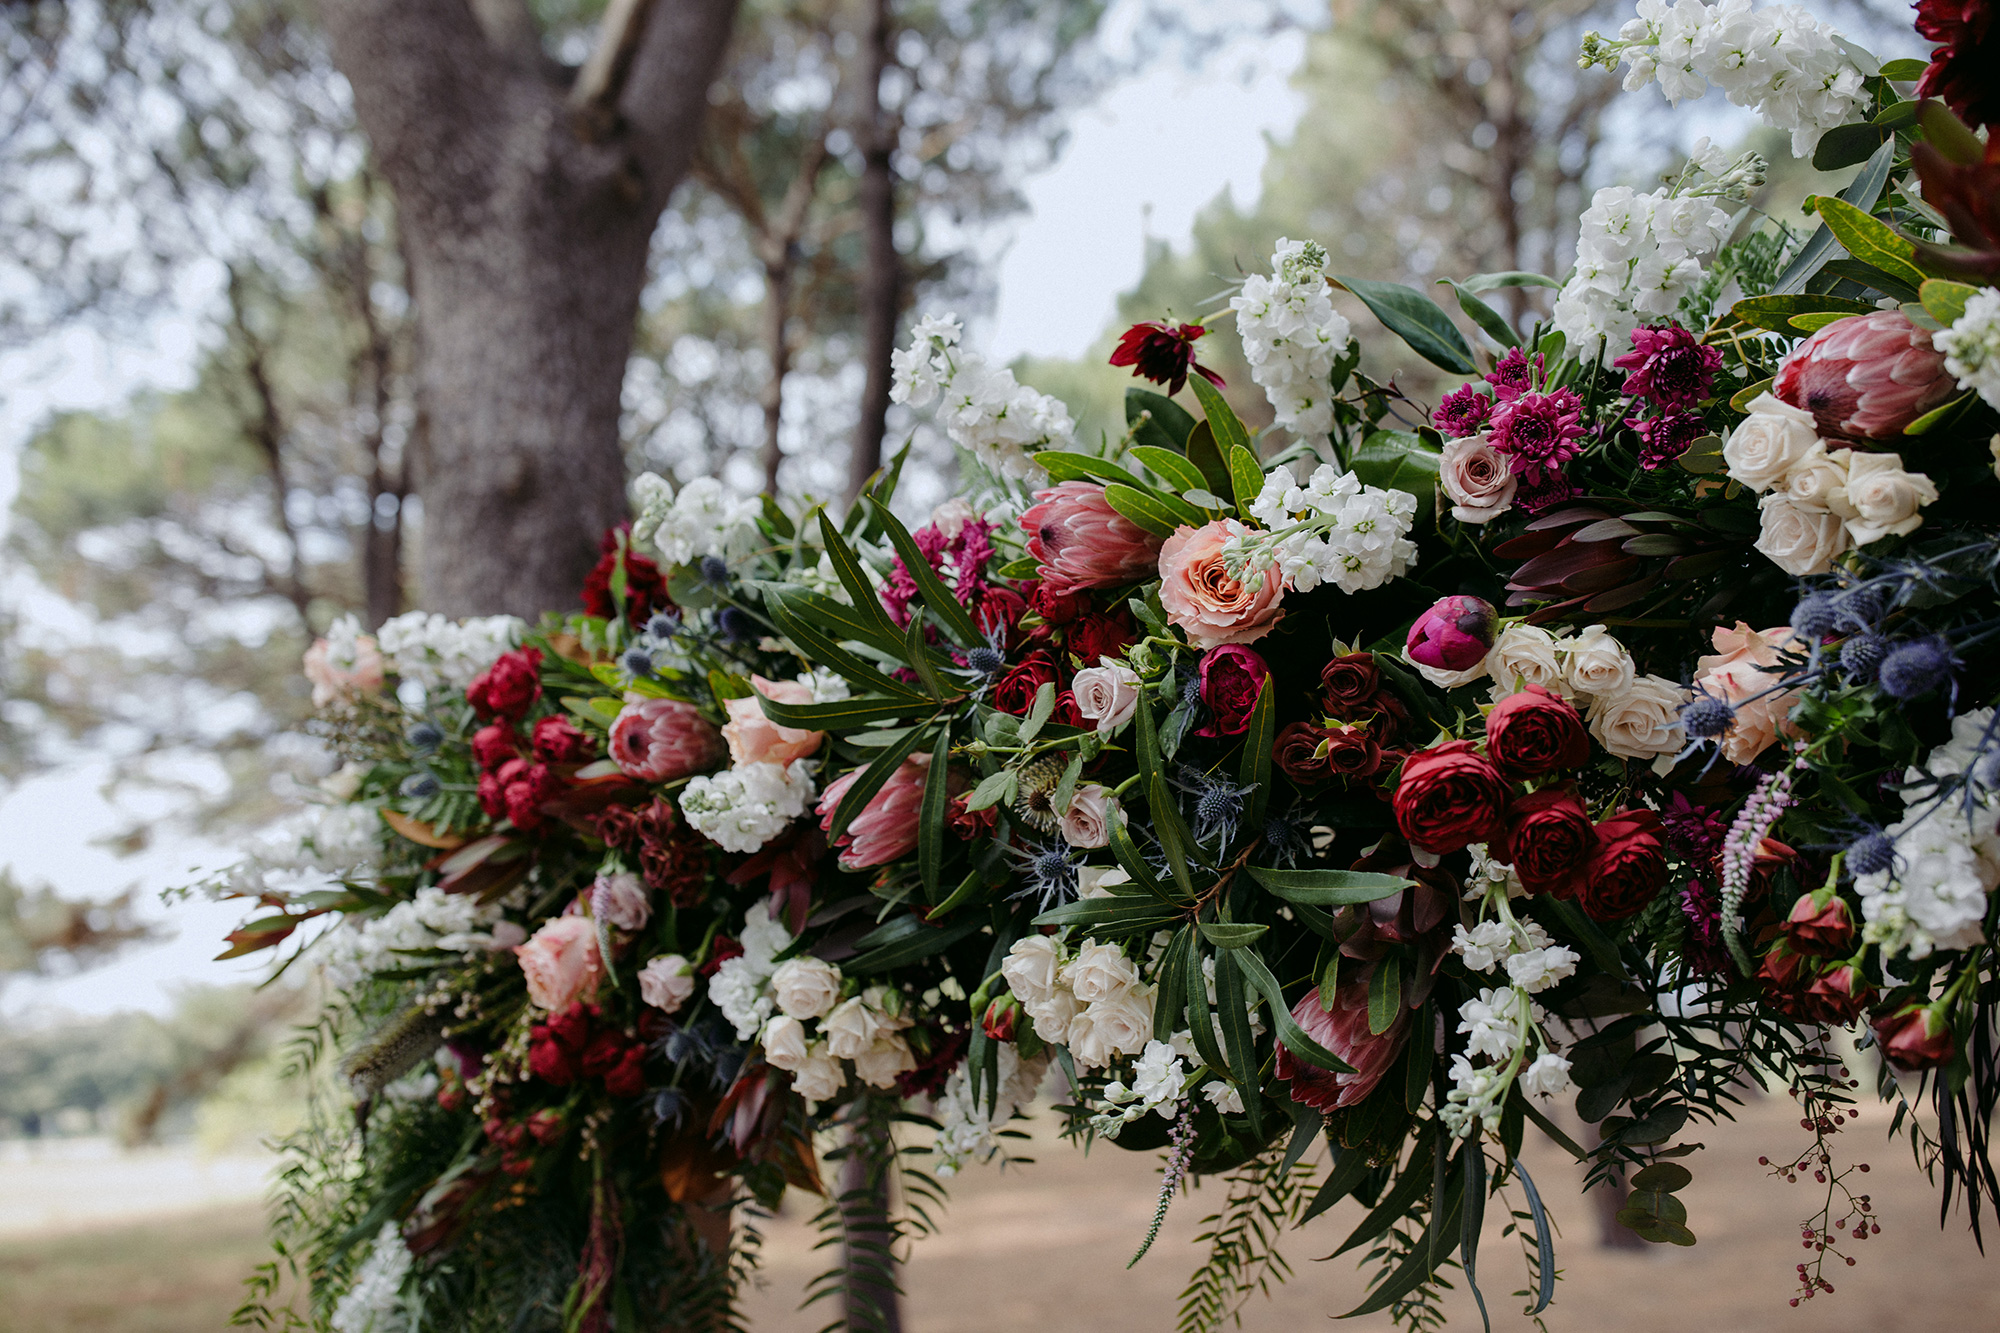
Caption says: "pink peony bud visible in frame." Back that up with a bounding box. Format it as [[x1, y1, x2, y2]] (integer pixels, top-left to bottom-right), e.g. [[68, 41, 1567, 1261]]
[[1405, 595, 1497, 673], [1772, 309, 1957, 441], [1019, 481, 1165, 592], [1276, 972, 1411, 1112], [818, 754, 933, 870], [607, 697, 725, 782]]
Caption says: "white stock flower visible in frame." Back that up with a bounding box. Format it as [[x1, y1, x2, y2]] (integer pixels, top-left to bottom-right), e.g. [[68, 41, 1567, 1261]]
[[1937, 288, 2000, 412], [1457, 988, 1525, 1062], [330, 1223, 413, 1333], [1505, 945, 1581, 994], [931, 1045, 1048, 1177], [1521, 1052, 1577, 1100], [679, 760, 817, 854], [1451, 921, 1513, 973], [630, 474, 761, 566], [891, 313, 1071, 478], [1552, 181, 1729, 362], [373, 611, 524, 694], [1230, 238, 1352, 438], [1202, 1080, 1245, 1114]]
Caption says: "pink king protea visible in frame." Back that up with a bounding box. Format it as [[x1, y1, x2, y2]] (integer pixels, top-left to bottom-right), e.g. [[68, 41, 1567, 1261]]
[[1772, 309, 1958, 441], [1019, 480, 1165, 592], [1275, 972, 1412, 1112]]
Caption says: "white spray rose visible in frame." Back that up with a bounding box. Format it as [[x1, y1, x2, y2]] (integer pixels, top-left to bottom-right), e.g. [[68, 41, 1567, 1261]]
[[852, 1033, 918, 1089], [761, 1014, 811, 1071], [1485, 624, 1565, 700], [1721, 393, 1817, 491], [1845, 452, 1937, 546], [1781, 441, 1856, 517], [770, 957, 843, 1020], [637, 954, 696, 1013], [792, 1045, 846, 1103], [1587, 676, 1689, 770], [1071, 659, 1141, 738], [1062, 940, 1139, 1004], [1755, 493, 1849, 576], [821, 996, 888, 1060], [1000, 935, 1063, 1006], [1562, 624, 1635, 701], [1069, 988, 1155, 1067], [1060, 784, 1117, 849]]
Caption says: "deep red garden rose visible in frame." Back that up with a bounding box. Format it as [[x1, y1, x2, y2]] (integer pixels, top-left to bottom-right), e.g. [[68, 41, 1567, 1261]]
[[1391, 740, 1509, 854], [1501, 784, 1595, 896], [1405, 595, 1496, 672], [472, 722, 519, 771], [1318, 652, 1383, 715], [466, 646, 543, 721], [1276, 973, 1411, 1112], [590, 802, 641, 850], [1030, 580, 1089, 626], [601, 1045, 648, 1098], [1067, 609, 1135, 664], [1197, 644, 1268, 737], [497, 757, 560, 831], [476, 770, 505, 821], [1483, 683, 1589, 780], [1108, 319, 1225, 395], [1917, 0, 2000, 128], [581, 528, 674, 625], [1781, 891, 1855, 958], [527, 1003, 593, 1085], [946, 792, 999, 841], [1321, 723, 1384, 783], [1051, 690, 1085, 729], [1872, 1002, 1956, 1069], [1576, 808, 1668, 921], [993, 651, 1062, 716], [1274, 722, 1334, 785], [531, 714, 596, 765]]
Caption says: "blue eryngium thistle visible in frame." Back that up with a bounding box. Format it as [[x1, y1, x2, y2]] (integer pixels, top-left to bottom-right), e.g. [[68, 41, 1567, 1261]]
[[1680, 694, 1735, 740], [1174, 765, 1257, 848], [1834, 583, 1886, 631], [400, 772, 440, 800], [1263, 811, 1308, 866], [1840, 635, 1886, 684], [1847, 830, 1896, 878], [406, 721, 443, 754], [1790, 591, 1840, 641], [965, 644, 1006, 677], [699, 554, 730, 587], [717, 606, 753, 643], [645, 610, 682, 639], [621, 644, 656, 677], [1007, 840, 1079, 913], [1878, 636, 1955, 700]]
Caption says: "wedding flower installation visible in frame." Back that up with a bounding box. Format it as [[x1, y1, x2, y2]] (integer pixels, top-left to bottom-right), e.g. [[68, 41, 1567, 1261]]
[[212, 3, 2000, 1329]]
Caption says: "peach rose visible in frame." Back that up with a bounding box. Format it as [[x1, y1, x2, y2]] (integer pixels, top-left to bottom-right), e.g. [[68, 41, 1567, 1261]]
[[723, 675, 825, 766], [1157, 520, 1285, 649], [1692, 622, 1803, 764], [516, 915, 602, 1011]]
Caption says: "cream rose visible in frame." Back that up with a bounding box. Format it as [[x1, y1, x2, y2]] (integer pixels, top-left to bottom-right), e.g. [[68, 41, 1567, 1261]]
[[1781, 442, 1856, 517], [770, 957, 843, 1020], [760, 1014, 810, 1071], [1059, 784, 1117, 849], [637, 954, 696, 1012], [1077, 866, 1131, 899], [1000, 935, 1064, 1006], [821, 996, 887, 1059], [1068, 988, 1154, 1067], [791, 1045, 845, 1103], [515, 915, 602, 1011], [1024, 989, 1078, 1043], [722, 675, 825, 766], [1754, 493, 1848, 576], [1439, 435, 1518, 524], [1157, 519, 1285, 649], [1071, 659, 1141, 738], [1062, 940, 1139, 1004], [1485, 624, 1564, 701], [1562, 624, 1634, 701], [1587, 675, 1689, 769], [1845, 451, 1938, 546], [1721, 392, 1818, 491], [852, 1033, 918, 1089]]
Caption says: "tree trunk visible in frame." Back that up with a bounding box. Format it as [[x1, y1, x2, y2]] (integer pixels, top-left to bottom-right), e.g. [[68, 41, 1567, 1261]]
[[317, 0, 740, 618], [760, 252, 793, 494], [846, 0, 899, 505]]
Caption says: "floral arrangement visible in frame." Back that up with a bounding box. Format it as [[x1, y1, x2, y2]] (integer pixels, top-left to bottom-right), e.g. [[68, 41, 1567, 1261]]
[[212, 4, 2000, 1331]]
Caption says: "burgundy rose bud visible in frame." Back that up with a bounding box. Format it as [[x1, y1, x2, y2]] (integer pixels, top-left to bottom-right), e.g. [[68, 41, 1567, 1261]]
[[581, 530, 673, 625], [947, 792, 999, 841], [466, 647, 543, 721], [698, 936, 744, 977], [1276, 972, 1411, 1113], [1782, 891, 1855, 958], [472, 722, 519, 772], [1197, 644, 1268, 737], [1051, 689, 1086, 730], [1273, 722, 1334, 785], [1871, 1002, 1955, 1070], [525, 1109, 565, 1145], [1577, 808, 1669, 922], [993, 651, 1063, 717], [1502, 784, 1595, 896], [1405, 595, 1497, 673], [1772, 309, 1957, 441], [1804, 965, 1874, 1025], [476, 769, 506, 821], [1108, 319, 1225, 396], [1392, 740, 1509, 854], [975, 586, 1031, 650], [601, 1045, 648, 1098], [531, 714, 596, 765], [1067, 609, 1136, 664], [1318, 652, 1384, 715], [982, 996, 1019, 1042], [1483, 683, 1590, 781], [1321, 722, 1385, 783], [1029, 580, 1089, 627], [496, 757, 558, 831]]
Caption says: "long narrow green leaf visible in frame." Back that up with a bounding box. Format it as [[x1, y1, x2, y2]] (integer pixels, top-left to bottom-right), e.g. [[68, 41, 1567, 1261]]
[[1462, 1145, 1490, 1333], [1237, 673, 1275, 833], [768, 585, 908, 659], [873, 500, 983, 647], [826, 722, 931, 843], [1030, 898, 1182, 935], [1226, 444, 1264, 517], [1340, 1145, 1467, 1318], [816, 512, 903, 647], [1214, 948, 1262, 1137], [904, 613, 952, 702], [1136, 695, 1196, 894], [1247, 866, 1412, 905], [1332, 1127, 1436, 1257], [846, 912, 986, 972], [760, 695, 927, 732], [1300, 1140, 1373, 1227], [1514, 1156, 1559, 1315], [1280, 1102, 1324, 1176], [1187, 375, 1251, 456], [1181, 940, 1227, 1075], [1367, 953, 1402, 1035], [1152, 926, 1193, 1043], [1107, 818, 1176, 905], [1230, 945, 1352, 1073], [1403, 999, 1434, 1113], [918, 729, 952, 899], [765, 592, 926, 700]]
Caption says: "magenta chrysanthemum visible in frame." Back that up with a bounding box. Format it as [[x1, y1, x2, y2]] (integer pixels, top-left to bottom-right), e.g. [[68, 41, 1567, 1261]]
[[1488, 388, 1584, 485], [1432, 384, 1494, 438], [1629, 409, 1707, 471], [1513, 470, 1576, 513], [1485, 347, 1543, 402], [1614, 324, 1723, 410]]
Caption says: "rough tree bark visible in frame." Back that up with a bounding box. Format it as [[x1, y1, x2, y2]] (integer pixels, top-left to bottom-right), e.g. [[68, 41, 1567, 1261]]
[[316, 0, 741, 618], [846, 0, 900, 504]]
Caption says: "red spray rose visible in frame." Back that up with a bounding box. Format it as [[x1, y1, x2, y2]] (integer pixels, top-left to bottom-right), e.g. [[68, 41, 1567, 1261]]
[[1321, 723, 1385, 783], [982, 997, 1019, 1042], [1318, 652, 1383, 714], [1405, 595, 1497, 673], [476, 770, 506, 821], [1196, 644, 1268, 737], [993, 651, 1063, 716], [699, 936, 744, 977], [1781, 891, 1855, 958], [1276, 973, 1411, 1112], [1576, 809, 1668, 921], [472, 722, 519, 771], [1067, 608, 1135, 664], [1029, 580, 1089, 626], [1872, 1002, 1956, 1069], [526, 1109, 565, 1145], [1050, 690, 1085, 730], [1483, 683, 1589, 780], [1108, 319, 1225, 395], [466, 647, 543, 721], [496, 757, 560, 831], [581, 528, 674, 625], [602, 1045, 648, 1098], [1392, 741, 1509, 854], [1502, 784, 1596, 896], [1803, 965, 1874, 1025], [975, 585, 1031, 650], [531, 714, 596, 765], [946, 792, 999, 841], [527, 1003, 593, 1085], [1274, 722, 1334, 785]]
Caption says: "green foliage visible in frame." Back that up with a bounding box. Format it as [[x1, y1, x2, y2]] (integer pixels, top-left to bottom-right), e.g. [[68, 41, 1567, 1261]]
[[1176, 1152, 1313, 1333]]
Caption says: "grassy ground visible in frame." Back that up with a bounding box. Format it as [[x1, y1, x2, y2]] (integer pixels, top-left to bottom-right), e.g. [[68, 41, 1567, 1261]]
[[0, 1204, 275, 1333]]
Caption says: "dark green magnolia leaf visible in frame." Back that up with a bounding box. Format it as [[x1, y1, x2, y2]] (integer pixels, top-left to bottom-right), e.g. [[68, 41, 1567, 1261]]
[[1350, 430, 1441, 523], [1247, 866, 1412, 905], [1188, 375, 1252, 456], [1037, 450, 1140, 486], [1126, 387, 1197, 456], [1437, 278, 1519, 349], [1334, 274, 1475, 373], [1812, 120, 1892, 171], [1183, 418, 1233, 496], [1102, 483, 1201, 539]]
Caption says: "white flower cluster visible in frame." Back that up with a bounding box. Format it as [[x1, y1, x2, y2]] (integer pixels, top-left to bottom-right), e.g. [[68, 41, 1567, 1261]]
[[932, 1043, 1049, 1177], [762, 967, 919, 1106], [1244, 463, 1419, 594], [1600, 0, 1870, 158], [679, 758, 818, 855], [1935, 288, 2000, 414], [1230, 238, 1353, 439], [999, 935, 1154, 1070], [1724, 392, 1938, 575], [329, 1222, 412, 1333], [890, 313, 1075, 481], [1095, 1038, 1191, 1134], [630, 473, 761, 567], [1855, 709, 2000, 960], [706, 899, 796, 1040], [1553, 183, 1731, 362], [1444, 906, 1579, 1136], [1410, 621, 1691, 772], [319, 886, 521, 991], [374, 611, 525, 694]]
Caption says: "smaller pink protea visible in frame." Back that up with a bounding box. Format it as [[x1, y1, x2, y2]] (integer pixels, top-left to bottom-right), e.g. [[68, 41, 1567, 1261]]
[[1405, 594, 1496, 672], [1275, 973, 1411, 1112], [818, 754, 932, 870], [1773, 309, 1958, 441], [608, 697, 725, 782], [1019, 481, 1164, 592]]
